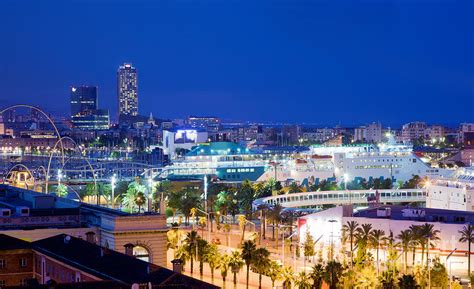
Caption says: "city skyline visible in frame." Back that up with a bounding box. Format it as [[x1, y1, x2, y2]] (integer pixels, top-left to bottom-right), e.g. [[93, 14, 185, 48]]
[[1, 0, 472, 126]]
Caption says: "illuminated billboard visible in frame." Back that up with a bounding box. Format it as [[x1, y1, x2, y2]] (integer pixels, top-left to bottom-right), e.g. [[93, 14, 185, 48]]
[[174, 129, 198, 143]]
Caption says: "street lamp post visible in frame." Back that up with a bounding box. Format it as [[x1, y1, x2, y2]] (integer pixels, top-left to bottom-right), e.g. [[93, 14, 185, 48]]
[[111, 174, 116, 209], [328, 219, 338, 261], [147, 177, 153, 212], [343, 173, 350, 204], [57, 169, 62, 187]]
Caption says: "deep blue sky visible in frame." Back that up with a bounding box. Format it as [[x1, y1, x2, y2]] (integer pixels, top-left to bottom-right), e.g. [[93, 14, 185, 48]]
[[0, 0, 472, 126]]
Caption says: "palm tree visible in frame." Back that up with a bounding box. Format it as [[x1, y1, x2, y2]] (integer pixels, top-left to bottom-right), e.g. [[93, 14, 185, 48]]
[[268, 204, 283, 247], [419, 223, 440, 268], [251, 247, 271, 289], [294, 271, 311, 289], [370, 229, 385, 275], [409, 224, 422, 266], [397, 229, 412, 273], [167, 227, 182, 256], [241, 240, 257, 289], [282, 266, 294, 289], [398, 274, 419, 289], [257, 203, 269, 240], [266, 260, 283, 288], [203, 244, 220, 282], [135, 191, 145, 212], [198, 216, 207, 238], [228, 250, 244, 288], [355, 223, 373, 262], [174, 244, 189, 271], [218, 253, 231, 289], [197, 238, 209, 279], [459, 224, 474, 277], [309, 263, 324, 289], [238, 215, 247, 243], [354, 266, 378, 288], [323, 261, 344, 289], [184, 230, 199, 274], [342, 220, 359, 266]]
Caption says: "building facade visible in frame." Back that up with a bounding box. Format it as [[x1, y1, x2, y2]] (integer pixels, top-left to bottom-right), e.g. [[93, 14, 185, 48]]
[[401, 121, 428, 142], [70, 85, 109, 130], [0, 185, 168, 268], [117, 63, 138, 117]]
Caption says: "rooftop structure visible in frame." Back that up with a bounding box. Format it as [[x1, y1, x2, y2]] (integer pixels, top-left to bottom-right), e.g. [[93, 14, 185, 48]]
[[426, 167, 474, 211], [0, 185, 168, 267], [0, 234, 217, 288]]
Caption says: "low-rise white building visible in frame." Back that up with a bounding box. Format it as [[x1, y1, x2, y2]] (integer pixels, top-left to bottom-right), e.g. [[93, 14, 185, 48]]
[[426, 167, 474, 211], [298, 205, 474, 275]]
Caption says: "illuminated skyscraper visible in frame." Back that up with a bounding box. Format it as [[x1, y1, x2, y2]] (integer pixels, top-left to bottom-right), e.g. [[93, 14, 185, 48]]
[[117, 63, 138, 117]]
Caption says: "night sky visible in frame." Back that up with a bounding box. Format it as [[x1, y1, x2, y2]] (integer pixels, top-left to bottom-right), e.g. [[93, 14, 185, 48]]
[[0, 0, 472, 126]]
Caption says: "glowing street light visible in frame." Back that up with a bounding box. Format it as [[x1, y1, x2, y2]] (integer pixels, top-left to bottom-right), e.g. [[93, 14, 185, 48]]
[[147, 176, 153, 212], [343, 173, 351, 205], [57, 169, 63, 186], [111, 174, 116, 208]]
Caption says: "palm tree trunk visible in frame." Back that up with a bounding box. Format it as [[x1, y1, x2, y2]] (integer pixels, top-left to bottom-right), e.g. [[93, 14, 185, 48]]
[[469, 242, 472, 277], [233, 272, 237, 287], [421, 245, 425, 266], [190, 257, 194, 274], [350, 236, 354, 266], [405, 249, 408, 273], [376, 246, 380, 275], [223, 276, 226, 289], [199, 261, 203, 278], [276, 226, 279, 248], [263, 211, 266, 239], [246, 266, 250, 289], [412, 246, 416, 266], [272, 221, 275, 240], [426, 243, 429, 269], [211, 267, 214, 282], [259, 273, 262, 289]]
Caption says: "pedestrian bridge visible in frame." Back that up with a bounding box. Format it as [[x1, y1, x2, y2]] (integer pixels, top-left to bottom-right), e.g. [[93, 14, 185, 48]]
[[253, 189, 427, 209]]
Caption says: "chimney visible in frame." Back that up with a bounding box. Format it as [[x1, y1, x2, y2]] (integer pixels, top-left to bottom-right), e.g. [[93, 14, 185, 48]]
[[171, 259, 183, 274], [124, 243, 134, 256]]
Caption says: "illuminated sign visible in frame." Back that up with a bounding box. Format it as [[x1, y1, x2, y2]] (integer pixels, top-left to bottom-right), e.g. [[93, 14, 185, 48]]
[[175, 130, 197, 143]]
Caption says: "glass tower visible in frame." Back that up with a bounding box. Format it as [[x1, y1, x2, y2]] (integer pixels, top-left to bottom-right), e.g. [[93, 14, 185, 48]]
[[117, 63, 138, 117]]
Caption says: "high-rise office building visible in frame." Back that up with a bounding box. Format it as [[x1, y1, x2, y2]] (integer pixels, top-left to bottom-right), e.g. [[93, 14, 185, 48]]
[[117, 63, 138, 117], [70, 85, 98, 115], [70, 85, 109, 130]]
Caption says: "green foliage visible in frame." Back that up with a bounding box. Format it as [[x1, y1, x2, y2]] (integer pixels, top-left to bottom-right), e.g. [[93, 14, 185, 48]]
[[303, 230, 315, 259], [323, 261, 344, 289], [310, 263, 324, 289], [56, 183, 68, 197], [400, 175, 422, 189], [288, 182, 302, 194], [294, 271, 311, 289], [398, 274, 419, 289], [430, 257, 448, 289], [251, 247, 271, 289], [265, 261, 283, 288], [237, 180, 255, 217], [203, 244, 220, 282], [165, 189, 202, 224], [354, 265, 378, 288]]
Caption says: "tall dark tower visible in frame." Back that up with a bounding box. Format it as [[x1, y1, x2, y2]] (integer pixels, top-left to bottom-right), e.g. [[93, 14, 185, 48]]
[[70, 85, 98, 116]]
